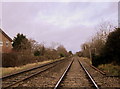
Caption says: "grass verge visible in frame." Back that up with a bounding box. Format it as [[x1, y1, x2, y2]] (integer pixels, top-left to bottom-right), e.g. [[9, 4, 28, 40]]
[[80, 57, 92, 64], [98, 64, 120, 76]]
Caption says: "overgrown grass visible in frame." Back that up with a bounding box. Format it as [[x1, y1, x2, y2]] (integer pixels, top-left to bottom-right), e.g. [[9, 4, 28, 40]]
[[1, 58, 64, 77], [80, 57, 92, 64], [98, 64, 120, 76]]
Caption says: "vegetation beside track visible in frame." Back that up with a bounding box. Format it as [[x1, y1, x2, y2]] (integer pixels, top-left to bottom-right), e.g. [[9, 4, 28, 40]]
[[2, 33, 72, 68], [80, 57, 91, 64], [1, 57, 65, 76], [78, 25, 120, 76], [98, 64, 120, 76], [80, 57, 120, 76]]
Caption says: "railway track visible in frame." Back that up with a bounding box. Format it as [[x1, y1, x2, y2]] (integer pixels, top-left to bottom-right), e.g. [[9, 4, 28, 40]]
[[2, 57, 118, 88], [1, 58, 66, 89], [78, 60, 99, 89], [54, 58, 100, 89]]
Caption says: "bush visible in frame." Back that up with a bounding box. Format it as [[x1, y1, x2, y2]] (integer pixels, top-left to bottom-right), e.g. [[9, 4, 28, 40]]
[[35, 56, 47, 62], [60, 53, 65, 57], [34, 50, 40, 56], [2, 52, 35, 67], [104, 28, 120, 64], [92, 28, 120, 67], [2, 53, 18, 67], [2, 51, 56, 67]]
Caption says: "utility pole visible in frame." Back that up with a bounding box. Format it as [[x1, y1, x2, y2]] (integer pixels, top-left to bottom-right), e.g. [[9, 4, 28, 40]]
[[85, 45, 92, 60], [88, 45, 92, 60]]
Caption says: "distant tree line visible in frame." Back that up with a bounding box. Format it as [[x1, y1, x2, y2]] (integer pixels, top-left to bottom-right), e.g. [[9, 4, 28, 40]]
[[80, 22, 120, 67], [2, 33, 72, 67]]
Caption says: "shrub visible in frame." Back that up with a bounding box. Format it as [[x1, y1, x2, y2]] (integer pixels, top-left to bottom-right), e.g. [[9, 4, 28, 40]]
[[2, 52, 35, 67], [2, 53, 18, 67], [92, 28, 120, 67], [35, 56, 47, 62], [60, 53, 65, 57], [34, 50, 40, 56], [2, 51, 54, 67]]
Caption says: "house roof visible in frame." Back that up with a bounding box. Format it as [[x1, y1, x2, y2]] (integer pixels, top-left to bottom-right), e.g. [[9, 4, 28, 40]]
[[0, 28, 12, 42]]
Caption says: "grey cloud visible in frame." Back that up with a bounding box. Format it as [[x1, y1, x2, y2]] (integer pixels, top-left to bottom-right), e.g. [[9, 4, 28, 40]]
[[2, 2, 118, 53]]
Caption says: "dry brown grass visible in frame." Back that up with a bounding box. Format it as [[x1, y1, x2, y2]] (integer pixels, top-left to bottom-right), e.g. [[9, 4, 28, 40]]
[[80, 57, 92, 64], [98, 64, 120, 76], [1, 60, 52, 76]]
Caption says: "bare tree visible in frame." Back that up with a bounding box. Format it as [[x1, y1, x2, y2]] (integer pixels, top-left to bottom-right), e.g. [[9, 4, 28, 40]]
[[50, 42, 60, 50], [81, 21, 116, 58], [57, 45, 68, 57]]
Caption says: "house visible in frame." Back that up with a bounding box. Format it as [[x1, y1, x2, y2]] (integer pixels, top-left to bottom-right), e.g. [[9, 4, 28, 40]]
[[0, 28, 12, 53]]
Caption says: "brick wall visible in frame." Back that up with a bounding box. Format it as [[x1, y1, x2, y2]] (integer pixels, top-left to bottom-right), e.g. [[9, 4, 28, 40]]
[[0, 32, 12, 53]]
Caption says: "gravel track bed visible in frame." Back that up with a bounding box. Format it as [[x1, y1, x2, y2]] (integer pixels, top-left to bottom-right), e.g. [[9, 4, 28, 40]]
[[79, 57, 120, 88], [2, 65, 54, 87], [14, 58, 71, 88], [59, 57, 92, 89], [2, 59, 64, 88]]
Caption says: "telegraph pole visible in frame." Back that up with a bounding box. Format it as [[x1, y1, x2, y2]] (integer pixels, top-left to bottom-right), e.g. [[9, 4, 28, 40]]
[[88, 45, 92, 60]]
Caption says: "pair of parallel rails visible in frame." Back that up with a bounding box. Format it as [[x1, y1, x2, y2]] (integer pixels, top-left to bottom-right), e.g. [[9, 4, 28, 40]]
[[1, 58, 101, 89], [1, 59, 66, 89], [54, 59, 100, 89]]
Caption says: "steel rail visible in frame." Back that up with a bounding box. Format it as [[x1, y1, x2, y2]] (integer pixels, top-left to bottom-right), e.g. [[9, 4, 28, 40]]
[[78, 60, 100, 89], [2, 62, 60, 89], [1, 58, 64, 80], [54, 59, 73, 89], [90, 64, 106, 75], [2, 59, 67, 89]]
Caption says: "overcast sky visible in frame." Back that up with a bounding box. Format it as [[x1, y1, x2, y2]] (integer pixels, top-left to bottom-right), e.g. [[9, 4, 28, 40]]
[[1, 1, 118, 53]]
